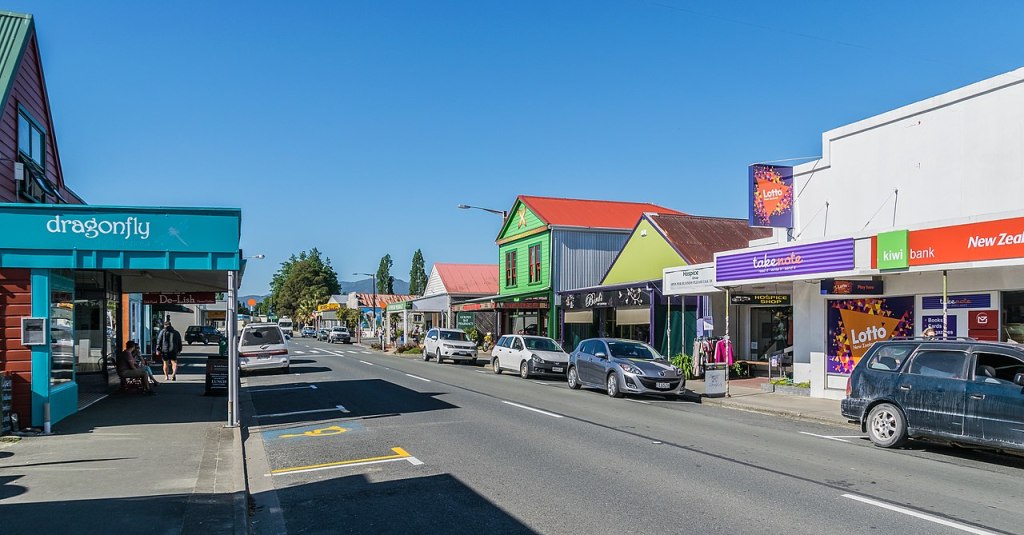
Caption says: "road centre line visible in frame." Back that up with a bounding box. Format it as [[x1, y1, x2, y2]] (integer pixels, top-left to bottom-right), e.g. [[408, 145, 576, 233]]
[[405, 373, 431, 382], [532, 381, 549, 385], [626, 399, 651, 405], [502, 401, 563, 418], [842, 494, 998, 535], [359, 360, 374, 365], [475, 370, 489, 374], [261, 405, 348, 418], [270, 447, 422, 476], [249, 384, 317, 393]]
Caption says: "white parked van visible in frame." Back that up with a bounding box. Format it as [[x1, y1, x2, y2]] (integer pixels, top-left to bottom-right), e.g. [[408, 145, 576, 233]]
[[238, 322, 290, 374], [277, 317, 293, 337]]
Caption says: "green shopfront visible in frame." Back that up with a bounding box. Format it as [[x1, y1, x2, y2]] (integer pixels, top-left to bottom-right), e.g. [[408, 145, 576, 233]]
[[0, 203, 241, 429]]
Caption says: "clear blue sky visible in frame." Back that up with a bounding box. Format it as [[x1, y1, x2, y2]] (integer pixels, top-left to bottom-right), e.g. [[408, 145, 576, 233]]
[[13, 1, 1024, 296]]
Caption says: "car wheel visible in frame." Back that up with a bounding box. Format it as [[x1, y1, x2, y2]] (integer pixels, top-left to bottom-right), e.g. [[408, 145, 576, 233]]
[[203, 337, 210, 345], [492, 358, 502, 374], [607, 373, 623, 398], [567, 367, 581, 390], [520, 361, 531, 379], [187, 340, 193, 345], [422, 351, 430, 362], [435, 350, 443, 364], [283, 365, 290, 374], [867, 403, 907, 448]]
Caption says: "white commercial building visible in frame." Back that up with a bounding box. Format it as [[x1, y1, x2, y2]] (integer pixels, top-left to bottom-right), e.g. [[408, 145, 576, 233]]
[[712, 67, 1024, 399]]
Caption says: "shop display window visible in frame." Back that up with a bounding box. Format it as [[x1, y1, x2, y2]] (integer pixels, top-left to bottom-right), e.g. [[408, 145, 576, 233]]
[[50, 273, 74, 385]]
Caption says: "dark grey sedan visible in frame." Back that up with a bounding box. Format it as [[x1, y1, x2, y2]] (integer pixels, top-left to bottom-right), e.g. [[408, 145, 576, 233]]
[[567, 338, 685, 399]]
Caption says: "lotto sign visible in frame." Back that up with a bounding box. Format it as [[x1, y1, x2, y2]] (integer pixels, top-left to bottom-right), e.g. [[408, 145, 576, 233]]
[[748, 165, 794, 228], [826, 296, 914, 375]]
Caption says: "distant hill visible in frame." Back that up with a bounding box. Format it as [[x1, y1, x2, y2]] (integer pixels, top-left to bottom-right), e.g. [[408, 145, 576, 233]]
[[340, 278, 410, 295], [240, 294, 269, 304]]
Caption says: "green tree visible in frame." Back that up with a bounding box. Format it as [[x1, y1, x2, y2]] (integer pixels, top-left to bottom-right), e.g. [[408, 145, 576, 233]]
[[270, 248, 341, 324], [409, 249, 428, 295], [376, 254, 395, 294]]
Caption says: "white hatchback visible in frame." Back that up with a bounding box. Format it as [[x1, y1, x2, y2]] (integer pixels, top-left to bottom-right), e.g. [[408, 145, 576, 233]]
[[423, 328, 478, 364], [491, 335, 568, 378], [238, 322, 290, 373]]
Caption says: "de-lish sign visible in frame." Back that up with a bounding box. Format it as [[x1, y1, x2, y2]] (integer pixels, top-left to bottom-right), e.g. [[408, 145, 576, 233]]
[[142, 292, 216, 305]]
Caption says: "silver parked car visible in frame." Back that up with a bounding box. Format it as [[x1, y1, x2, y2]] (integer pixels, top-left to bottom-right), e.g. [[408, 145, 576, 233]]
[[567, 338, 684, 399]]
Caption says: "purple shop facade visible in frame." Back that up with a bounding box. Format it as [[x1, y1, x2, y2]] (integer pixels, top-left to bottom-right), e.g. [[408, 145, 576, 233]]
[[715, 239, 856, 284]]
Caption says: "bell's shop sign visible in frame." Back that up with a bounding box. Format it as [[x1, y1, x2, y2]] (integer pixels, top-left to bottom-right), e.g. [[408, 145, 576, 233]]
[[143, 292, 216, 305], [562, 286, 650, 310], [730, 294, 790, 306]]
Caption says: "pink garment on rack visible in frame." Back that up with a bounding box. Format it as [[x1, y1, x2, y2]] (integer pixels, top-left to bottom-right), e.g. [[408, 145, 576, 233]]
[[714, 339, 733, 365]]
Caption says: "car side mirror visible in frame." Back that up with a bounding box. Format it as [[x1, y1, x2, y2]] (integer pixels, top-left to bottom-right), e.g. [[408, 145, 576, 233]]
[[1014, 372, 1024, 387], [285, 334, 291, 340], [594, 352, 607, 359]]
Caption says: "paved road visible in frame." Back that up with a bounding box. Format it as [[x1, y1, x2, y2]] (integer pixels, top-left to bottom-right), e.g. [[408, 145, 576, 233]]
[[242, 338, 1024, 534]]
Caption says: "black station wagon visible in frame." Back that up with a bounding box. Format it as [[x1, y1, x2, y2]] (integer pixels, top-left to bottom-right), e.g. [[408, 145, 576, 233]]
[[185, 325, 224, 345], [842, 338, 1024, 452]]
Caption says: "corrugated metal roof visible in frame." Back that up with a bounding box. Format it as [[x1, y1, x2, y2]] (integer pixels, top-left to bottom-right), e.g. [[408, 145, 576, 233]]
[[647, 213, 772, 264], [0, 12, 32, 118], [519, 195, 683, 230], [434, 263, 498, 295]]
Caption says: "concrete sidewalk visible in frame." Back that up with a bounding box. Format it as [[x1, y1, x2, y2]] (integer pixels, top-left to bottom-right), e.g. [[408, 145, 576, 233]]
[[687, 377, 856, 428], [0, 348, 247, 534]]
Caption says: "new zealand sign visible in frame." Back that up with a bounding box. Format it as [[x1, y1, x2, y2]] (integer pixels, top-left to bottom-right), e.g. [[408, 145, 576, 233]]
[[748, 165, 794, 228]]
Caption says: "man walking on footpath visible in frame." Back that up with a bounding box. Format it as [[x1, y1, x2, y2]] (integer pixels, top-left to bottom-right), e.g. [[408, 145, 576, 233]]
[[156, 319, 183, 381]]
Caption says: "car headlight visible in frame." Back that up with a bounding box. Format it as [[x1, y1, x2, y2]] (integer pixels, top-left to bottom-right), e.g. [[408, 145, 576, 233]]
[[530, 354, 543, 364], [443, 343, 453, 348], [618, 362, 642, 375]]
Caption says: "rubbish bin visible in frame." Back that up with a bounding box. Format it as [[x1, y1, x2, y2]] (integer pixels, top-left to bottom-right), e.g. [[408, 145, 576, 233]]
[[205, 356, 229, 396], [704, 362, 728, 398], [218, 337, 228, 357]]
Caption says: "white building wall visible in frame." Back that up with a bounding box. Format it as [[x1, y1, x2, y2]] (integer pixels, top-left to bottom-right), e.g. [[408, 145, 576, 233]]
[[423, 266, 447, 297], [792, 68, 1024, 240]]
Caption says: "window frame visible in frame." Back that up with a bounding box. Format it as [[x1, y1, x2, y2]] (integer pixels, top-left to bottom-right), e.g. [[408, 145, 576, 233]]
[[505, 250, 518, 287], [528, 243, 542, 284], [17, 105, 46, 170]]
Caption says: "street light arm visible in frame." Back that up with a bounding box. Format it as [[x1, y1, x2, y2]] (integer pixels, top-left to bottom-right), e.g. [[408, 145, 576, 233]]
[[457, 204, 507, 218]]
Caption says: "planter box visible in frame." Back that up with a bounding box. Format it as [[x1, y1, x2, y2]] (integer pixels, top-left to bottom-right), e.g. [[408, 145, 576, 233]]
[[773, 385, 810, 397]]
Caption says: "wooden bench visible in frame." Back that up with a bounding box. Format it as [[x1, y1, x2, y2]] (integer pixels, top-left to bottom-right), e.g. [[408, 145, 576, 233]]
[[736, 360, 771, 376]]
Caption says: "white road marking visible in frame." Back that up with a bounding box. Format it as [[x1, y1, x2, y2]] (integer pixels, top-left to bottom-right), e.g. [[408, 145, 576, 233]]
[[361, 351, 372, 355], [293, 350, 306, 355], [337, 404, 351, 413], [842, 494, 998, 535], [260, 405, 348, 418], [502, 401, 563, 418], [626, 399, 651, 405], [306, 350, 321, 355], [405, 373, 431, 382], [269, 455, 423, 476], [532, 381, 549, 385], [359, 360, 374, 366], [475, 370, 489, 374], [249, 384, 317, 393], [800, 432, 857, 443]]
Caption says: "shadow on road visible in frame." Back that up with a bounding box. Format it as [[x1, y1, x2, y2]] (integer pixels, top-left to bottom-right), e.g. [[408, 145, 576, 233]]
[[267, 472, 536, 534]]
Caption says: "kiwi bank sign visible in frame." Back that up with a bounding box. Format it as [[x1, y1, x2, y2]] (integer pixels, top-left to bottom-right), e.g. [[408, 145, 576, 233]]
[[716, 238, 855, 283]]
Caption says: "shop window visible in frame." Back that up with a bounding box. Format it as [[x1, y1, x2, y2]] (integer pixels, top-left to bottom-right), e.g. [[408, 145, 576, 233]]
[[505, 250, 517, 287], [50, 275, 75, 385], [528, 244, 542, 283]]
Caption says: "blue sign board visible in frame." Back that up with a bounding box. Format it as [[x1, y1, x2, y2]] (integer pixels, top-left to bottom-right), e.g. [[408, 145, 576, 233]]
[[921, 293, 991, 310], [921, 315, 957, 337], [0, 204, 241, 270]]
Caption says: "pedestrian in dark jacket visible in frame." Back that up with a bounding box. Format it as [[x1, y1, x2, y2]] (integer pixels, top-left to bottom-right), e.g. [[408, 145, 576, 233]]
[[156, 320, 183, 381]]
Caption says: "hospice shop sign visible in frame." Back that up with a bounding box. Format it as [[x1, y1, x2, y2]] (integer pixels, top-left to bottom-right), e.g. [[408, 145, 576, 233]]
[[715, 238, 855, 283], [748, 165, 794, 228], [874, 216, 1024, 268]]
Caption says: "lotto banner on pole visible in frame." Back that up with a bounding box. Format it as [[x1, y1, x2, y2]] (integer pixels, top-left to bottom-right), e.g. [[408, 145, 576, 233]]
[[748, 164, 794, 228], [826, 296, 915, 375]]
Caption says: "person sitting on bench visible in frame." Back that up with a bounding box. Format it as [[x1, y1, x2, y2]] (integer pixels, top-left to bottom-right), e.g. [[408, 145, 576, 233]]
[[117, 340, 154, 394]]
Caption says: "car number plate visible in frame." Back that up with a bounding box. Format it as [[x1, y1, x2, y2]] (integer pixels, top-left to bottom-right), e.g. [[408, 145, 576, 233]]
[[552, 367, 564, 373], [656, 382, 670, 389], [257, 354, 271, 360]]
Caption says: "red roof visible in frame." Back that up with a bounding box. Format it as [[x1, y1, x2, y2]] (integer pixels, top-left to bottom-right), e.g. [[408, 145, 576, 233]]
[[519, 195, 683, 229], [435, 263, 498, 295]]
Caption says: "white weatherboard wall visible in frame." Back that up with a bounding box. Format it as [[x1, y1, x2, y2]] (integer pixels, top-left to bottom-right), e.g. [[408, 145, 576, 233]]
[[792, 68, 1024, 240]]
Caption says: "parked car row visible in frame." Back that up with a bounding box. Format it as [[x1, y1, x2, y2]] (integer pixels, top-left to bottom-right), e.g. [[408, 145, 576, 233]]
[[420, 328, 686, 400], [843, 337, 1024, 455]]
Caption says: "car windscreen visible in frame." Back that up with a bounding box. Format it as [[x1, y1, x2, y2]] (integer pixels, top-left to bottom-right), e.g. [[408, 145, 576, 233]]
[[607, 340, 660, 360], [524, 337, 563, 352], [242, 327, 284, 345], [440, 331, 469, 341], [187, 326, 202, 333]]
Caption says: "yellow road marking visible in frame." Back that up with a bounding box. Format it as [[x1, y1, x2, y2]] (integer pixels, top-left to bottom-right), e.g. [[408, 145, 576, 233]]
[[280, 425, 348, 439], [270, 447, 410, 475]]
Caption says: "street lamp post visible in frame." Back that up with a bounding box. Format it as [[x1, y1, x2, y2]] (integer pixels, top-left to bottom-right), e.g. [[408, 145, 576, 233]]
[[354, 272, 377, 346], [457, 204, 508, 220]]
